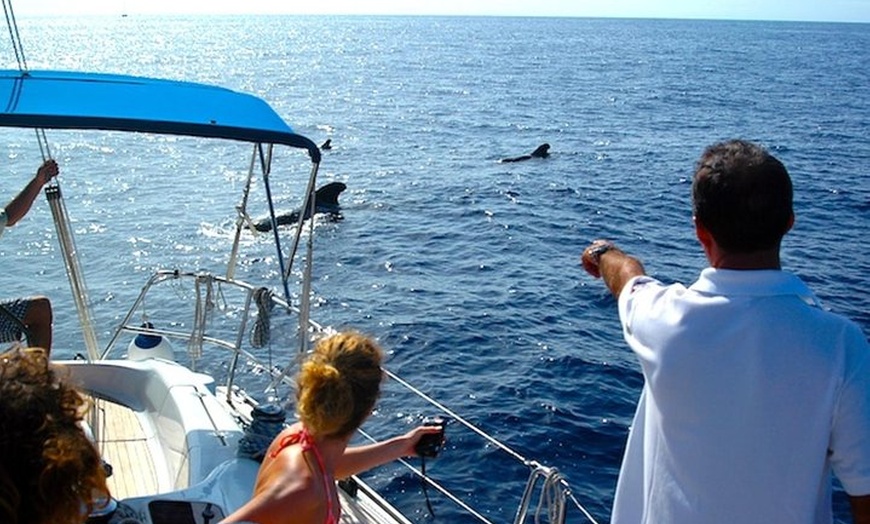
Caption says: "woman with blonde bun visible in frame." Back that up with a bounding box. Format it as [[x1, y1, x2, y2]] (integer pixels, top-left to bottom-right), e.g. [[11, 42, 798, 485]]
[[222, 332, 443, 524]]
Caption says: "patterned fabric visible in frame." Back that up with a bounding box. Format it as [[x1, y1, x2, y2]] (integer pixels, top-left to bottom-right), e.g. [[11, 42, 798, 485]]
[[0, 298, 29, 343]]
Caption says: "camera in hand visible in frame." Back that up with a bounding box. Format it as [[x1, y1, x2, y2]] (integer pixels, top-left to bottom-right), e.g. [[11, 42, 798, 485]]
[[414, 416, 446, 458]]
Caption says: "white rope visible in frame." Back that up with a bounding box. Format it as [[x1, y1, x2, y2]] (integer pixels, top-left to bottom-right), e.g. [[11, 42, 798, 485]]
[[228, 143, 259, 280], [534, 467, 566, 524], [189, 274, 214, 361], [46, 187, 101, 359]]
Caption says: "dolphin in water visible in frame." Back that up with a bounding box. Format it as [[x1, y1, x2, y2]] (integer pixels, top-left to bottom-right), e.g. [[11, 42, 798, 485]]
[[499, 143, 550, 163], [252, 181, 346, 232]]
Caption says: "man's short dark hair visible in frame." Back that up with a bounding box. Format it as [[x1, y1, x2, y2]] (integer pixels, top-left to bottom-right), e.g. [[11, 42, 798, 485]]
[[692, 140, 793, 253]]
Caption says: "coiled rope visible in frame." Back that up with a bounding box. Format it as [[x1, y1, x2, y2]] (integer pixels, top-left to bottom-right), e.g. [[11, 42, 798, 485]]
[[516, 465, 568, 524], [250, 287, 274, 348]]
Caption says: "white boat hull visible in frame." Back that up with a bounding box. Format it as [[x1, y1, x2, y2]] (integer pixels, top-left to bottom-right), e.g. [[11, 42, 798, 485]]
[[64, 357, 413, 524]]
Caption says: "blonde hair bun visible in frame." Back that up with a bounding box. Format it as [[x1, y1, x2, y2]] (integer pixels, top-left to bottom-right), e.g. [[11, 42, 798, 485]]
[[296, 332, 383, 438]]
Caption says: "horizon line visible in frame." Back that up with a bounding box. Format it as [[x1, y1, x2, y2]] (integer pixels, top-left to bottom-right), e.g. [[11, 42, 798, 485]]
[[16, 12, 870, 25]]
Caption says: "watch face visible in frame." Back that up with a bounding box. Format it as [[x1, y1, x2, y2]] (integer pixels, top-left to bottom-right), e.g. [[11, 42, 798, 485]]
[[591, 243, 613, 256]]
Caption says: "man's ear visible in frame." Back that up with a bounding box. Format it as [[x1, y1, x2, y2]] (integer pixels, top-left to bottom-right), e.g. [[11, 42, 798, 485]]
[[694, 216, 713, 249]]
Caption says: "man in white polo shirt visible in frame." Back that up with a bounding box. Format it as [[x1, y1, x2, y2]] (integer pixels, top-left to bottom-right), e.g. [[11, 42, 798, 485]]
[[1, 159, 58, 353], [581, 139, 870, 523]]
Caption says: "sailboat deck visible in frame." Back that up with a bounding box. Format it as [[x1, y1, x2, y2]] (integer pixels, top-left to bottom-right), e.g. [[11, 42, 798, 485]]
[[92, 397, 160, 499], [94, 399, 408, 524]]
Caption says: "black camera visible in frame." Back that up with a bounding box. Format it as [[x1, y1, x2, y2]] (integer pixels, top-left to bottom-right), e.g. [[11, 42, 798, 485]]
[[414, 416, 446, 458]]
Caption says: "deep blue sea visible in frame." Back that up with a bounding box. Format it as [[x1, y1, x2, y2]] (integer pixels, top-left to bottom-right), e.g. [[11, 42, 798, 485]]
[[1, 15, 869, 523]]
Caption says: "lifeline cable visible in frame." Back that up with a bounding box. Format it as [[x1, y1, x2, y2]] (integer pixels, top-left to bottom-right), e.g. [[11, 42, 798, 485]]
[[363, 368, 602, 524]]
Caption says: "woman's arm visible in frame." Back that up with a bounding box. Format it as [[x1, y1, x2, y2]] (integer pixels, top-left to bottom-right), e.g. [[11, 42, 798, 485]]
[[335, 426, 442, 479]]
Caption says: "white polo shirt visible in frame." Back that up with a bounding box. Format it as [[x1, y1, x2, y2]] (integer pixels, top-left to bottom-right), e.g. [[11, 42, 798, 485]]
[[612, 268, 870, 524]]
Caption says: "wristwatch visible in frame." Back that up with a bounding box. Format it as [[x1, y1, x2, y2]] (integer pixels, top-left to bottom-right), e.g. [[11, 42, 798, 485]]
[[587, 241, 616, 265]]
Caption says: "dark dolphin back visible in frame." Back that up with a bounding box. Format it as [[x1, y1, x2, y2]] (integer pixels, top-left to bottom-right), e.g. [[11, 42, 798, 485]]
[[314, 182, 347, 207], [531, 143, 550, 157], [253, 181, 346, 232]]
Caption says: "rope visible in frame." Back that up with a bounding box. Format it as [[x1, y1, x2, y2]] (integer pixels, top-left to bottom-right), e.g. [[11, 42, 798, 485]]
[[533, 467, 567, 524], [228, 144, 259, 280], [189, 275, 214, 361], [250, 287, 274, 348], [419, 457, 437, 517], [46, 185, 101, 359]]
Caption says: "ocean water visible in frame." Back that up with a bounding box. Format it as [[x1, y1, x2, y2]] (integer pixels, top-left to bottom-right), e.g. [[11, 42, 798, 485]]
[[1, 15, 869, 523]]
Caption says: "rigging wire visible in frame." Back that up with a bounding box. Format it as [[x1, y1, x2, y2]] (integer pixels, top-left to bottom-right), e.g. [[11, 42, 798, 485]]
[[227, 143, 260, 281], [362, 368, 601, 524], [3, 0, 101, 359], [2, 0, 27, 71]]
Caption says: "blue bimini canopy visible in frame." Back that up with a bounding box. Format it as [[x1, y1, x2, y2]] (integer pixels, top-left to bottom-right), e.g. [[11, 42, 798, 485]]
[[0, 69, 320, 162]]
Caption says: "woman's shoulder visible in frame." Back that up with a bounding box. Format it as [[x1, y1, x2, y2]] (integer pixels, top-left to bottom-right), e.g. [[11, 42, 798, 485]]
[[247, 463, 321, 523], [262, 423, 305, 457]]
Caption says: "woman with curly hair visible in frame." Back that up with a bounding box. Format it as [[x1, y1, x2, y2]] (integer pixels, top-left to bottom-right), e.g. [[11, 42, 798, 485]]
[[223, 331, 443, 524], [0, 347, 108, 524]]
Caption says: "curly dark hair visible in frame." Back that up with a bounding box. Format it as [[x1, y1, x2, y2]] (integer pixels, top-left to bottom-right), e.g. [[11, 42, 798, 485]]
[[692, 139, 793, 253], [0, 348, 108, 524]]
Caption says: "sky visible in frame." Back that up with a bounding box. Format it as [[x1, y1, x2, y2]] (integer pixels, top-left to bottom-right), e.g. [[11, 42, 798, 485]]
[[11, 0, 870, 24]]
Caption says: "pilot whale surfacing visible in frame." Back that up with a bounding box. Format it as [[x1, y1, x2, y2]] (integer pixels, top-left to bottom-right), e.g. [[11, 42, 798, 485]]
[[252, 181, 346, 232], [499, 143, 550, 163]]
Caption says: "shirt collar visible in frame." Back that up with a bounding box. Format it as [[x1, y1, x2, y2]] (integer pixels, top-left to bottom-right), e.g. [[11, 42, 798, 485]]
[[689, 268, 820, 305]]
